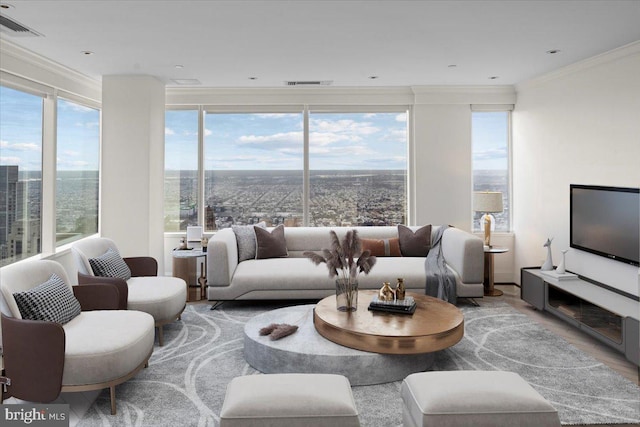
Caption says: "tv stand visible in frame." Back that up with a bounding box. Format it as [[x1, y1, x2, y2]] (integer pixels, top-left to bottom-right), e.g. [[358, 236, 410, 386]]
[[521, 267, 639, 367]]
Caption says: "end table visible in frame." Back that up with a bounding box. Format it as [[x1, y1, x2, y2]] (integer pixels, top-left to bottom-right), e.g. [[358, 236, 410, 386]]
[[484, 246, 508, 296], [172, 248, 207, 302]]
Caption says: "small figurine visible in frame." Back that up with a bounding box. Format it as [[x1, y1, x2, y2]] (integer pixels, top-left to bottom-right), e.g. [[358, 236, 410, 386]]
[[201, 236, 209, 252], [395, 278, 405, 300], [541, 237, 553, 271], [556, 249, 568, 274], [379, 282, 394, 301], [178, 237, 188, 250]]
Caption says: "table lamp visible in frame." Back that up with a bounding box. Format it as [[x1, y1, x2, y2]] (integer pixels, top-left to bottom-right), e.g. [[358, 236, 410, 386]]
[[473, 191, 503, 248]]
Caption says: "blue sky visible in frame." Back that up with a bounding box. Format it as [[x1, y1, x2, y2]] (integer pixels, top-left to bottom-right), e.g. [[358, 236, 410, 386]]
[[1, 84, 508, 172], [0, 86, 100, 171]]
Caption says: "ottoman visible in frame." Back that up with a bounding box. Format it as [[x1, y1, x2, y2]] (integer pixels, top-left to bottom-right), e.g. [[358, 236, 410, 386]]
[[220, 373, 360, 427], [401, 371, 561, 427]]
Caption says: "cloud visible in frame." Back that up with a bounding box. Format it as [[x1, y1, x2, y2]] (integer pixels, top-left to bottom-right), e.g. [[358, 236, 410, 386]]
[[0, 156, 22, 164], [63, 150, 81, 157], [0, 140, 8, 148], [3, 142, 40, 152], [237, 131, 302, 147], [255, 113, 300, 119], [310, 119, 379, 136], [473, 147, 507, 161], [165, 127, 176, 135], [395, 113, 407, 122], [204, 129, 212, 137], [385, 129, 407, 142]]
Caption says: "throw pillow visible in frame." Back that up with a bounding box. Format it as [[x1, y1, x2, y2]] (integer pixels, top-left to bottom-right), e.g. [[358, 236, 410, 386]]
[[255, 224, 288, 259], [361, 238, 402, 257], [232, 222, 266, 262], [89, 248, 132, 280], [13, 273, 82, 324], [397, 224, 432, 257]]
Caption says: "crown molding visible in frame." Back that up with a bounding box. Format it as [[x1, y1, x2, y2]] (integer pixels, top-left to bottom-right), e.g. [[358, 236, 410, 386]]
[[0, 39, 101, 101], [517, 41, 640, 91]]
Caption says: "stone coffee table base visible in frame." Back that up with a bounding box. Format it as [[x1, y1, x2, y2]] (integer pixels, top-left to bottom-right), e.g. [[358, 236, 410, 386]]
[[243, 304, 434, 386]]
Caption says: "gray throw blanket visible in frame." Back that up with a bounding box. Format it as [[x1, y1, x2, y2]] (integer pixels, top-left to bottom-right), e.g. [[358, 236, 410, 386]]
[[425, 225, 457, 304]]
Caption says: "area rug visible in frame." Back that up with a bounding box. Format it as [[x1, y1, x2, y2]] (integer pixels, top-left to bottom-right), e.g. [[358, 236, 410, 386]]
[[77, 299, 640, 426]]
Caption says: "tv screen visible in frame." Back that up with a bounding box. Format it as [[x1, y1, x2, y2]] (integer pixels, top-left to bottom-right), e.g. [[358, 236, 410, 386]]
[[570, 185, 640, 267]]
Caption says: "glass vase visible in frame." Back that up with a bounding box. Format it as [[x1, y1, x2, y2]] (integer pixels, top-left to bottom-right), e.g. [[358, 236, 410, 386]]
[[336, 279, 358, 312]]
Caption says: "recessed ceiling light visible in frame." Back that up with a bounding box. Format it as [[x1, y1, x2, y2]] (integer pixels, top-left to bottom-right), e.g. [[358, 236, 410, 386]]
[[546, 49, 561, 54], [488, 76, 499, 80], [81, 50, 94, 55], [248, 77, 258, 80], [368, 76, 379, 80], [175, 64, 184, 69], [447, 64, 457, 68], [0, 3, 15, 10]]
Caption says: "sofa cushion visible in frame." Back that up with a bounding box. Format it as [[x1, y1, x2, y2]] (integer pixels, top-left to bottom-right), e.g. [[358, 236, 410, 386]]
[[255, 224, 288, 259], [13, 273, 81, 325], [398, 224, 432, 257], [233, 222, 266, 262], [89, 248, 132, 280], [361, 237, 401, 257], [62, 310, 155, 386]]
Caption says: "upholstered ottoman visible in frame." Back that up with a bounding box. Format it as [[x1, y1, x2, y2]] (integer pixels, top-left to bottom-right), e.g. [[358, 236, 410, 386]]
[[401, 371, 561, 427], [220, 373, 360, 427]]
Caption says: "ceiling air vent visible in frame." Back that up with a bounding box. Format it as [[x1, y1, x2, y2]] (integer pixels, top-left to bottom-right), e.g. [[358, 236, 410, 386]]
[[285, 80, 333, 86], [0, 14, 43, 37]]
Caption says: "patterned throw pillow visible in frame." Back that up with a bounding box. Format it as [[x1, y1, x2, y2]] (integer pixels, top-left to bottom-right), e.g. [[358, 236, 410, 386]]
[[13, 273, 82, 324], [232, 221, 266, 262], [89, 248, 132, 280]]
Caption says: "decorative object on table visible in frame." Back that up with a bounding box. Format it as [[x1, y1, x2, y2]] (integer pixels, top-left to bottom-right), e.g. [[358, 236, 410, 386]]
[[258, 323, 299, 340], [201, 236, 208, 252], [304, 229, 377, 312], [368, 295, 417, 314], [395, 277, 406, 300], [473, 191, 503, 248], [379, 281, 395, 301], [178, 236, 188, 250], [541, 237, 554, 271], [556, 249, 568, 274]]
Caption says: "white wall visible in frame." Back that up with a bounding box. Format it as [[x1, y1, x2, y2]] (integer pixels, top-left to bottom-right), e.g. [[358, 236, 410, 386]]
[[513, 43, 640, 296], [101, 76, 166, 272]]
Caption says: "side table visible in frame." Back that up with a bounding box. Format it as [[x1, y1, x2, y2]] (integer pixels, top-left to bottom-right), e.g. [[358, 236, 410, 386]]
[[484, 246, 508, 296], [172, 248, 207, 302]]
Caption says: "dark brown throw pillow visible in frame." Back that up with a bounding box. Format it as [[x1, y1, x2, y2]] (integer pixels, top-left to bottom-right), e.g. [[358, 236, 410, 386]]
[[397, 224, 432, 257], [255, 224, 288, 259], [361, 238, 402, 257]]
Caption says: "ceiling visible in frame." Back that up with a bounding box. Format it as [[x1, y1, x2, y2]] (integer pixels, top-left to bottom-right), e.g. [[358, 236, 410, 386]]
[[1, 0, 639, 88]]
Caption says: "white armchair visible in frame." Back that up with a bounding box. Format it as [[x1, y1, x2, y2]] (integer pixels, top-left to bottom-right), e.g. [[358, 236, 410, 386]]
[[0, 260, 154, 414], [72, 237, 187, 346]]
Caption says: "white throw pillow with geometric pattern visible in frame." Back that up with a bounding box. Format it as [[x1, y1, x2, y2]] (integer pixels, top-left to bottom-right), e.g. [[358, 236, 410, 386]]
[[13, 273, 82, 324], [89, 248, 132, 280]]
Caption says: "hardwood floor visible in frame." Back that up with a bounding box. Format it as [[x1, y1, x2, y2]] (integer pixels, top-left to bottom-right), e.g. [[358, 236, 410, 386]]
[[496, 283, 639, 427]]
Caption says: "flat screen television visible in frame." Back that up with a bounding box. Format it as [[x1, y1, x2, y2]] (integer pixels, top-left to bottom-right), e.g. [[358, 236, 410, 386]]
[[570, 184, 640, 267]]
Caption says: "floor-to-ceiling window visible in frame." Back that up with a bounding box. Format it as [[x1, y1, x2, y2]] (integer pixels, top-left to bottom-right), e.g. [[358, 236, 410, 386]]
[[56, 97, 100, 244], [164, 107, 409, 230], [472, 110, 511, 232], [164, 109, 199, 232], [0, 85, 43, 266]]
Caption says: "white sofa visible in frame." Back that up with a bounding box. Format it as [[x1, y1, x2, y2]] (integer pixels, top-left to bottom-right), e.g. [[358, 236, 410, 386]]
[[207, 226, 484, 302]]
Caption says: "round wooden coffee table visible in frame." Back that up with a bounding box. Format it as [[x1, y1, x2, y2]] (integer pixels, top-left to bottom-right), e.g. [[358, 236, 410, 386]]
[[313, 290, 464, 355]]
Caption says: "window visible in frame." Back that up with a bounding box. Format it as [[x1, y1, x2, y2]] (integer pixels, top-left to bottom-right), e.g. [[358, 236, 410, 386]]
[[308, 112, 407, 226], [203, 112, 304, 230], [0, 85, 44, 266], [472, 111, 511, 232], [164, 110, 199, 231], [164, 107, 409, 231], [56, 98, 100, 244]]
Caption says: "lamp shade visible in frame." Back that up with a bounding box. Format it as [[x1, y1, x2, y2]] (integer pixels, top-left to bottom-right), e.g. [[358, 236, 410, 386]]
[[474, 191, 503, 213]]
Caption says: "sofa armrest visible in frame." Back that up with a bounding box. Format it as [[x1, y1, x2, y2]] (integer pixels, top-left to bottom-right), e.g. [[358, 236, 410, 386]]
[[207, 228, 239, 287], [441, 227, 484, 284], [1, 314, 65, 403], [73, 284, 120, 311], [124, 256, 158, 277], [77, 273, 128, 310]]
